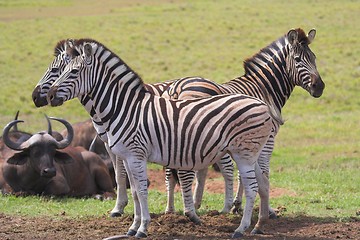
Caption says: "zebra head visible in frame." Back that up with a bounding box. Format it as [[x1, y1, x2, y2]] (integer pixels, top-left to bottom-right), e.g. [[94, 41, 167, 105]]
[[32, 39, 78, 107], [287, 28, 325, 98], [47, 41, 96, 107]]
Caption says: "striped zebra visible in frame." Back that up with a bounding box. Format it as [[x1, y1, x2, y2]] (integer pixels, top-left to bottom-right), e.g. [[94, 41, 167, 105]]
[[32, 39, 173, 106], [32, 39, 174, 217], [163, 28, 325, 216], [32, 40, 240, 219], [46, 39, 283, 238]]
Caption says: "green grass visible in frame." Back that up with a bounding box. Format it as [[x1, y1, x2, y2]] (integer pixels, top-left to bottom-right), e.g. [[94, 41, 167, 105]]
[[0, 191, 190, 218], [0, 0, 359, 222]]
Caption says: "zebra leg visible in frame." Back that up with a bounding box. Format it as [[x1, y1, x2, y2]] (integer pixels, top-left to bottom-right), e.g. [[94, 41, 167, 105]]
[[178, 170, 201, 224], [193, 155, 234, 213], [193, 167, 208, 210], [165, 168, 177, 213], [105, 144, 128, 217], [216, 154, 234, 213], [124, 163, 141, 236], [112, 157, 129, 217], [250, 162, 269, 235], [231, 154, 258, 238], [232, 169, 244, 214], [123, 159, 150, 238], [256, 136, 277, 219]]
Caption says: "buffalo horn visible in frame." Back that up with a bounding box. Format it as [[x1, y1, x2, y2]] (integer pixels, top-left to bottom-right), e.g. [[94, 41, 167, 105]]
[[45, 114, 53, 136], [2, 120, 27, 151], [48, 117, 74, 149]]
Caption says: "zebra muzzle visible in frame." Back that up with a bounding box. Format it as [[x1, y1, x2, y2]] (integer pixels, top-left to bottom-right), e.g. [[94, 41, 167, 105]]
[[310, 74, 325, 98], [47, 86, 64, 106]]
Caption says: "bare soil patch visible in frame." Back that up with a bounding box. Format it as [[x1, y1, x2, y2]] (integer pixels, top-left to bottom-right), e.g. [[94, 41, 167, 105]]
[[0, 212, 359, 240], [1, 168, 359, 239]]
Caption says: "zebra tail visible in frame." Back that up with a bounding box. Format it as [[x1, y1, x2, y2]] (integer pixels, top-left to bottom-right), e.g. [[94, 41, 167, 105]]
[[267, 103, 284, 126], [171, 169, 180, 184]]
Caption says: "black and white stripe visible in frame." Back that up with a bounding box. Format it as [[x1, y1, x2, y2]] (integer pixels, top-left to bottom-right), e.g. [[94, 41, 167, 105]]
[[32, 39, 243, 218], [47, 39, 282, 238], [32, 39, 175, 218], [163, 28, 324, 216]]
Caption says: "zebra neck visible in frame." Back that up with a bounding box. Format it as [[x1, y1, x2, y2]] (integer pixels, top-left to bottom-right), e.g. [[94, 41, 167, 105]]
[[241, 67, 294, 111], [234, 39, 295, 111], [88, 60, 146, 130]]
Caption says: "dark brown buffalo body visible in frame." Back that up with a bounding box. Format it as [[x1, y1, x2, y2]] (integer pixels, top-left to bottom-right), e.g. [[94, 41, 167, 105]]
[[60, 119, 116, 187], [61, 119, 97, 149], [0, 117, 115, 198], [0, 130, 31, 194]]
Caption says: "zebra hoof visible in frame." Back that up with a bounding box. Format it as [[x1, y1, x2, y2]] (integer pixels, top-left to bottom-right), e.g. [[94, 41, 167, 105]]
[[269, 211, 277, 219], [220, 206, 232, 214], [126, 229, 137, 236], [250, 228, 264, 235], [135, 231, 147, 238], [231, 200, 243, 215], [231, 206, 243, 215], [192, 217, 201, 225], [232, 231, 244, 238], [185, 212, 201, 225], [194, 202, 201, 210], [165, 209, 175, 214], [110, 212, 122, 218]]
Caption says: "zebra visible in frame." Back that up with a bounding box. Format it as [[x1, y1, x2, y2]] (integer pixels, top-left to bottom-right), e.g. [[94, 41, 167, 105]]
[[46, 38, 283, 238], [162, 28, 325, 216], [32, 39, 241, 219], [32, 39, 129, 217], [32, 39, 172, 107]]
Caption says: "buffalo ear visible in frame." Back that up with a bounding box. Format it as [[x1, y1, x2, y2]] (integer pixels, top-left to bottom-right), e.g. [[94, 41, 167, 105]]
[[54, 150, 74, 164], [7, 151, 28, 165]]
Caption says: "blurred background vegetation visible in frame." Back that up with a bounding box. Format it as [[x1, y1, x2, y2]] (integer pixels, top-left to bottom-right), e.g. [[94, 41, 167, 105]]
[[0, 0, 359, 219]]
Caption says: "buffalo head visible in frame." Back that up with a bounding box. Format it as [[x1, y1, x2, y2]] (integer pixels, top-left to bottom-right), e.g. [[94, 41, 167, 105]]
[[2, 116, 74, 178]]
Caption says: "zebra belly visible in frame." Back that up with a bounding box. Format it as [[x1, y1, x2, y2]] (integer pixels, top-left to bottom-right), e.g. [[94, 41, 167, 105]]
[[149, 150, 227, 171]]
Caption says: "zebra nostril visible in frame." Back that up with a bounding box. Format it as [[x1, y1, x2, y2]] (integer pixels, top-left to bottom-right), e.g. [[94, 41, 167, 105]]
[[47, 86, 59, 102], [32, 86, 41, 102]]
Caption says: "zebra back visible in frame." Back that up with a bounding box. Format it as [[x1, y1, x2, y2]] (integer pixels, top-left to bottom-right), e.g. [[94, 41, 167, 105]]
[[48, 39, 277, 170], [164, 28, 324, 116]]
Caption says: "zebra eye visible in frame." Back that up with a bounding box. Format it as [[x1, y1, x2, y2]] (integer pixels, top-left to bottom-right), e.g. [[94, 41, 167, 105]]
[[70, 69, 79, 74], [294, 56, 301, 63], [50, 68, 59, 73]]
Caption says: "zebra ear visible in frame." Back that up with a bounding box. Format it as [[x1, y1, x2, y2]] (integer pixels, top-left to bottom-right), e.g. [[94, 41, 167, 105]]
[[66, 39, 74, 49], [65, 39, 80, 57], [84, 44, 93, 58], [65, 40, 73, 56], [287, 29, 298, 46], [307, 29, 316, 44]]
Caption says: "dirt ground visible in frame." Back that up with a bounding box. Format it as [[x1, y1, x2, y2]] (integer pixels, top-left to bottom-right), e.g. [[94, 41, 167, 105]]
[[1, 168, 359, 240]]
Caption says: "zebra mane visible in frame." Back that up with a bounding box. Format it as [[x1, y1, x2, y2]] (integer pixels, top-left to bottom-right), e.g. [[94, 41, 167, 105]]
[[295, 28, 310, 44], [242, 28, 309, 74], [53, 39, 67, 57], [72, 38, 145, 86]]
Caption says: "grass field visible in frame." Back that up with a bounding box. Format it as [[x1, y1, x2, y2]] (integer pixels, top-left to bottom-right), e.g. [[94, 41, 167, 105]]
[[0, 0, 359, 223]]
